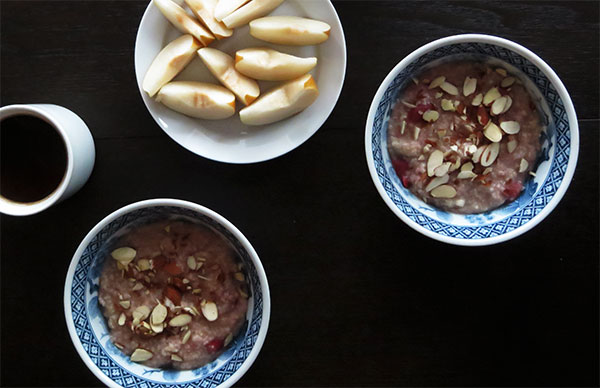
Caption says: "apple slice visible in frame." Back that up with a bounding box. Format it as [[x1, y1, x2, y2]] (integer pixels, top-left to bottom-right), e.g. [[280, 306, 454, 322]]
[[197, 47, 260, 106], [184, 0, 233, 40], [156, 81, 236, 119], [239, 74, 318, 126], [222, 0, 284, 29], [214, 0, 249, 21], [235, 47, 317, 81], [249, 16, 331, 45], [153, 0, 214, 46], [142, 35, 201, 97]]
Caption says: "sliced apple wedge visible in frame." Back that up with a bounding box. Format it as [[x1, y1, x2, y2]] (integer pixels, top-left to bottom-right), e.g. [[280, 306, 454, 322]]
[[235, 47, 317, 81], [222, 0, 284, 29], [153, 0, 214, 46], [156, 81, 236, 119], [249, 16, 331, 45], [239, 74, 319, 126], [214, 0, 249, 21], [142, 35, 201, 97], [184, 0, 233, 40], [197, 47, 260, 106]]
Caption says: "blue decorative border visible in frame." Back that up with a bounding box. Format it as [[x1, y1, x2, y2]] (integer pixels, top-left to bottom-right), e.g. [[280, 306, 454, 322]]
[[70, 206, 263, 387], [371, 43, 571, 239]]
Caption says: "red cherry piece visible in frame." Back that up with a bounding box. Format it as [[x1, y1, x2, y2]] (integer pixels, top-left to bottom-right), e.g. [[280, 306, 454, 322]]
[[407, 103, 434, 123], [164, 286, 182, 305], [392, 158, 411, 188], [205, 338, 224, 353], [503, 180, 523, 201], [163, 262, 183, 276]]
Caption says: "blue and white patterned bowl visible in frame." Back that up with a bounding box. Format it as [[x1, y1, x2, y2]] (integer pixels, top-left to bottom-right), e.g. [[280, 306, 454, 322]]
[[64, 199, 270, 387], [365, 34, 579, 246]]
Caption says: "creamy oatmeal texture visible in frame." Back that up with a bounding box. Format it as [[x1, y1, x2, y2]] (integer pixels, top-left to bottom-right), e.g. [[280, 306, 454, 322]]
[[98, 220, 249, 370], [387, 60, 543, 214]]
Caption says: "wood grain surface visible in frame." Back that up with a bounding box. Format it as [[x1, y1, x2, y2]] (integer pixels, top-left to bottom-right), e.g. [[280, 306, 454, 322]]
[[1, 1, 598, 387]]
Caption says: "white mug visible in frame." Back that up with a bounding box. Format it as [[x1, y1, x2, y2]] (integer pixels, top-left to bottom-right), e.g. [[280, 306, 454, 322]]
[[0, 104, 95, 216]]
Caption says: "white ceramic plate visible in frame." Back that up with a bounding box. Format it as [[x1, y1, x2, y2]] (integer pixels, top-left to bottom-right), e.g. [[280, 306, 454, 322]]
[[134, 0, 346, 163]]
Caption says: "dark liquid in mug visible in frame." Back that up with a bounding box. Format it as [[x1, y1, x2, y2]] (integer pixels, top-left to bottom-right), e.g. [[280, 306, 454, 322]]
[[1, 115, 67, 203]]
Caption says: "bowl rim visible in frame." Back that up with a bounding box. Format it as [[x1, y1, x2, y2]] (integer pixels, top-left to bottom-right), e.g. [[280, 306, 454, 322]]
[[63, 198, 271, 387], [133, 0, 347, 164], [364, 33, 580, 246]]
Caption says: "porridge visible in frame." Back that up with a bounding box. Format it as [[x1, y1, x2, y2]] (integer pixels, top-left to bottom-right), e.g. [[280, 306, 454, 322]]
[[387, 59, 544, 214], [98, 220, 249, 370]]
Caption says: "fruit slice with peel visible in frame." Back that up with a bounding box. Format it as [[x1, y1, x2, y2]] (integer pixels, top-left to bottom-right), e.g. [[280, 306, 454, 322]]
[[235, 47, 317, 81], [214, 0, 249, 21], [239, 74, 319, 126], [197, 47, 260, 106], [142, 34, 201, 97], [153, 0, 214, 46], [184, 0, 233, 40], [249, 16, 331, 45], [222, 0, 284, 28], [156, 81, 236, 119]]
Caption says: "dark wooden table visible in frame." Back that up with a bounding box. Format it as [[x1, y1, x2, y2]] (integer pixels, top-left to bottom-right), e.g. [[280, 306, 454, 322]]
[[1, 1, 598, 387]]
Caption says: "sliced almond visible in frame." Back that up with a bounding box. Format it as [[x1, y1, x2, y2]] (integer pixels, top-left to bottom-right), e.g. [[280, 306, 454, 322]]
[[182, 329, 192, 344], [496, 68, 507, 76], [187, 256, 197, 270], [192, 288, 202, 294], [151, 322, 164, 333], [130, 349, 153, 362], [500, 121, 520, 134], [111, 247, 136, 265], [425, 174, 449, 192], [435, 92, 443, 99], [461, 162, 474, 172], [471, 93, 483, 106], [132, 305, 151, 322], [413, 127, 421, 141], [507, 139, 518, 153], [428, 76, 445, 89], [501, 76, 515, 88], [480, 142, 500, 167], [519, 158, 529, 173], [422, 110, 439, 122], [472, 145, 486, 164], [467, 144, 478, 155], [118, 313, 126, 326], [483, 122, 503, 143], [239, 288, 249, 298], [483, 87, 501, 106], [137, 259, 151, 271], [457, 171, 477, 179], [440, 81, 459, 96], [463, 76, 477, 96], [423, 143, 432, 153], [427, 150, 444, 177], [164, 225, 171, 233], [171, 354, 183, 362], [437, 130, 446, 138], [169, 314, 193, 327], [455, 199, 466, 207], [119, 300, 131, 309], [449, 158, 461, 172], [151, 304, 168, 325], [491, 96, 508, 115], [430, 185, 457, 198], [224, 333, 233, 346], [434, 162, 451, 177], [201, 301, 219, 321], [502, 96, 513, 114], [400, 120, 406, 135], [234, 272, 245, 281], [441, 99, 455, 111]]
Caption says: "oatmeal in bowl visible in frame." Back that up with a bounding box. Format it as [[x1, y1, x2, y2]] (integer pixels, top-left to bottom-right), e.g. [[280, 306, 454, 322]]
[[365, 34, 579, 246], [64, 199, 270, 388]]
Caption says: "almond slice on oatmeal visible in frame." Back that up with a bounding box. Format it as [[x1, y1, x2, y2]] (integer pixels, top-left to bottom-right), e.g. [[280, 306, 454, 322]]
[[500, 120, 520, 134], [507, 139, 518, 153], [428, 76, 445, 89], [501, 76, 516, 88], [434, 162, 451, 177], [171, 354, 183, 362], [132, 305, 151, 323], [471, 93, 483, 106], [422, 110, 439, 122], [119, 300, 131, 309], [472, 145, 486, 164], [440, 81, 459, 96], [495, 68, 507, 76], [501, 96, 513, 114], [425, 174, 449, 192], [491, 96, 508, 116], [151, 303, 168, 325], [118, 313, 126, 326], [430, 184, 457, 198], [519, 158, 529, 173], [441, 99, 455, 111], [483, 122, 503, 143], [201, 301, 219, 321], [182, 329, 192, 344], [483, 87, 501, 106], [463, 76, 477, 96], [480, 142, 500, 167], [461, 162, 474, 172], [427, 150, 444, 177], [130, 348, 153, 362], [457, 170, 477, 179], [169, 314, 193, 327], [187, 256, 197, 270], [111, 247, 137, 265]]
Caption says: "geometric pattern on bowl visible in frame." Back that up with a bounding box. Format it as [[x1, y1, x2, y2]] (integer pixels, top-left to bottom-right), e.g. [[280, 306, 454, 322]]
[[371, 42, 571, 240], [69, 206, 263, 387]]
